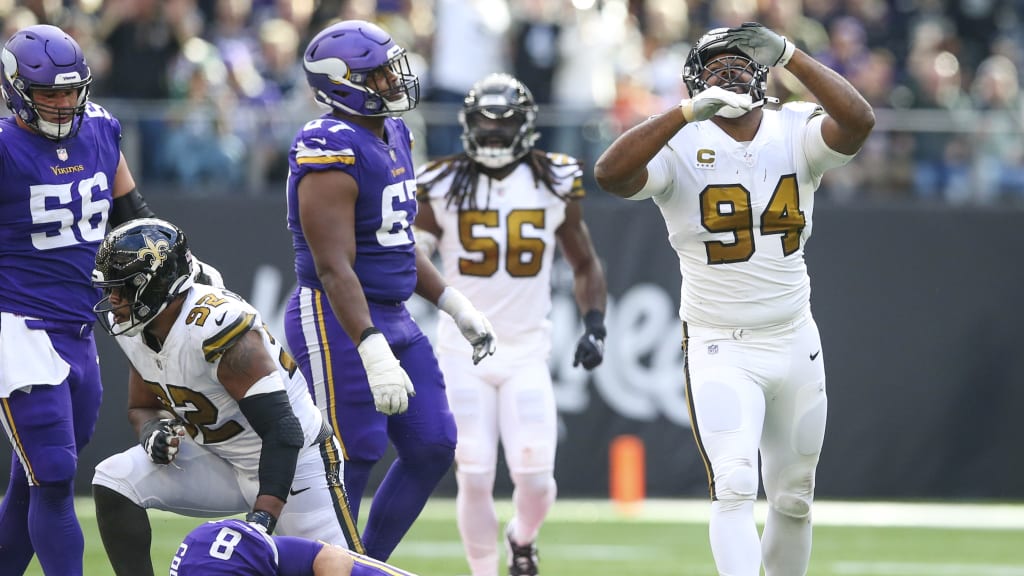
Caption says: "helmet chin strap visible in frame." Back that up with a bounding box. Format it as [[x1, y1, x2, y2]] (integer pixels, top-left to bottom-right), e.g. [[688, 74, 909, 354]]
[[36, 117, 72, 139]]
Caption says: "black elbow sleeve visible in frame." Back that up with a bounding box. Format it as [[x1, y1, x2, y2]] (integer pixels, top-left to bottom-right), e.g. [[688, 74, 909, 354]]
[[238, 390, 305, 502], [110, 188, 156, 227]]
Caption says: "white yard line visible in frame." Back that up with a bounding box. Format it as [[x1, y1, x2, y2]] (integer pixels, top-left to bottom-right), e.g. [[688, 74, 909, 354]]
[[414, 498, 1024, 530], [831, 561, 1024, 575]]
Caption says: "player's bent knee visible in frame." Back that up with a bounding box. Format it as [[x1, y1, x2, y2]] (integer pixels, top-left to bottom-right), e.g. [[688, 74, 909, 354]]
[[714, 463, 758, 502], [92, 453, 144, 504], [29, 449, 77, 486], [773, 492, 812, 519]]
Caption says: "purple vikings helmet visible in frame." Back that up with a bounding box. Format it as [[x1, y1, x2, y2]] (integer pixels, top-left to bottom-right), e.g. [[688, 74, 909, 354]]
[[303, 20, 419, 117], [460, 73, 539, 169], [683, 28, 768, 103], [1, 25, 92, 140]]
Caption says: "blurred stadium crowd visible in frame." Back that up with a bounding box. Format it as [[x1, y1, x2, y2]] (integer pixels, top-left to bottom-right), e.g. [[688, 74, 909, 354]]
[[3, 0, 1023, 204]]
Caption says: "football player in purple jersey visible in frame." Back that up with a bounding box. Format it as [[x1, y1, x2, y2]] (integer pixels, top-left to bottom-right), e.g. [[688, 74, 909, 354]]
[[0, 24, 220, 576], [283, 20, 496, 561], [172, 518, 419, 576]]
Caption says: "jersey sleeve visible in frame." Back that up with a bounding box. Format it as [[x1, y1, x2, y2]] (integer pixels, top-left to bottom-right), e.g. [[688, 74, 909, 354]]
[[290, 117, 359, 178], [545, 152, 585, 200], [783, 101, 855, 181], [180, 288, 259, 366], [84, 102, 124, 145]]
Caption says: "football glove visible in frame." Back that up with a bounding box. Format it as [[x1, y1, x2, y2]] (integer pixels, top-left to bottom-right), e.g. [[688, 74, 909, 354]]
[[573, 310, 607, 370], [725, 22, 795, 68], [438, 287, 497, 365], [680, 86, 753, 122], [357, 330, 415, 415], [245, 510, 278, 534], [139, 417, 186, 465], [193, 256, 225, 288]]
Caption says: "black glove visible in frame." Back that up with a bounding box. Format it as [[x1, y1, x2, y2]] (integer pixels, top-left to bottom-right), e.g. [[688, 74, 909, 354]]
[[245, 510, 278, 534], [573, 310, 606, 371], [139, 417, 186, 465]]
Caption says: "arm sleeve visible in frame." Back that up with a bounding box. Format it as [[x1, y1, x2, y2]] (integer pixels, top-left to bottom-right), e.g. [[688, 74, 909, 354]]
[[630, 148, 675, 201], [801, 113, 855, 180], [273, 536, 325, 576]]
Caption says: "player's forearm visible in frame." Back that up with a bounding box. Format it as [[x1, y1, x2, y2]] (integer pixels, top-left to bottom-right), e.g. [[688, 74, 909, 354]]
[[594, 109, 682, 198], [318, 266, 375, 344], [128, 408, 175, 437], [573, 260, 607, 316], [784, 49, 875, 135], [414, 248, 447, 305]]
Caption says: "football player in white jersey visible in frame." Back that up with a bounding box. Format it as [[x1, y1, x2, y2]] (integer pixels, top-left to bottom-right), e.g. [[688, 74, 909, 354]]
[[88, 219, 362, 576], [414, 73, 607, 576], [594, 23, 874, 576]]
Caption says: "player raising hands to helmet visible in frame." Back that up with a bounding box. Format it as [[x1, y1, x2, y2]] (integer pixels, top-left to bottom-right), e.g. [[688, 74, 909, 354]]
[[90, 219, 362, 576], [595, 22, 874, 576], [414, 73, 607, 576]]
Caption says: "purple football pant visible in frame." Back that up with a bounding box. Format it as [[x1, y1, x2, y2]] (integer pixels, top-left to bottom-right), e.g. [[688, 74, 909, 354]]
[[285, 288, 457, 561], [0, 321, 102, 576]]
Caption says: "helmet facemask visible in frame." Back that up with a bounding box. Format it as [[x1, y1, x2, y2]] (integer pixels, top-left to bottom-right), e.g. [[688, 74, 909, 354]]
[[460, 74, 539, 169], [683, 29, 769, 111]]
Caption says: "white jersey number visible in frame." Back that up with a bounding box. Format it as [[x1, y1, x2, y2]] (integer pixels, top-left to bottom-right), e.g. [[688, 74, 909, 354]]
[[29, 173, 111, 250], [377, 179, 416, 247], [701, 174, 805, 265]]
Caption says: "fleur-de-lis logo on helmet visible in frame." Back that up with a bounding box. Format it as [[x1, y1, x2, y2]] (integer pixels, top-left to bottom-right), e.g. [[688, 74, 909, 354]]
[[137, 236, 170, 272]]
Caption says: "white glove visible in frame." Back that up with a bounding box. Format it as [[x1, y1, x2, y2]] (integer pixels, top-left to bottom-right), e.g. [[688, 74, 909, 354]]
[[725, 22, 795, 68], [357, 331, 415, 415], [193, 256, 225, 288], [437, 287, 496, 365], [680, 86, 753, 122]]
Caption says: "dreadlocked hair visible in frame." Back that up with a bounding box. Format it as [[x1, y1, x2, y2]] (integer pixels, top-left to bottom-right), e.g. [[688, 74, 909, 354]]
[[417, 150, 582, 212]]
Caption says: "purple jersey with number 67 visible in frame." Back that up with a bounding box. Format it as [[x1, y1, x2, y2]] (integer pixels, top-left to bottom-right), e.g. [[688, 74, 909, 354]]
[[0, 103, 122, 323], [285, 113, 418, 302]]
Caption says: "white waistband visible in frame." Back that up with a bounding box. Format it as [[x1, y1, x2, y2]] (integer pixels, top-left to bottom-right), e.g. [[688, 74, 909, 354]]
[[683, 309, 813, 340]]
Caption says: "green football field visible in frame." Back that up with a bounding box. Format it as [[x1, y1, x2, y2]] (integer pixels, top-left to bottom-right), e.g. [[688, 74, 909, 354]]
[[13, 498, 1024, 575]]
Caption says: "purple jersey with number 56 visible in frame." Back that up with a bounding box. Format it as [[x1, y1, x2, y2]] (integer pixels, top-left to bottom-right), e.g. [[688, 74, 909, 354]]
[[286, 114, 418, 302], [0, 103, 122, 323]]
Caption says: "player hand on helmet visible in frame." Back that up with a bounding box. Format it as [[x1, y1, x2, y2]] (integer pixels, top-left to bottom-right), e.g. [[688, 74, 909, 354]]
[[680, 86, 753, 123], [357, 330, 416, 415], [725, 22, 795, 68], [573, 310, 606, 371], [140, 417, 186, 465], [438, 287, 497, 365]]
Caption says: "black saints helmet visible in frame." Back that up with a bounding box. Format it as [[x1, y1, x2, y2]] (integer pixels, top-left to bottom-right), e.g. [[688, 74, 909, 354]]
[[92, 218, 194, 337], [683, 28, 769, 103], [460, 73, 539, 169]]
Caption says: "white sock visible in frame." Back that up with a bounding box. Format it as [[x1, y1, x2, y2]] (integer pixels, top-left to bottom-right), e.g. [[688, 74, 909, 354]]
[[762, 506, 812, 576], [709, 499, 761, 576], [456, 470, 500, 576], [509, 472, 556, 544]]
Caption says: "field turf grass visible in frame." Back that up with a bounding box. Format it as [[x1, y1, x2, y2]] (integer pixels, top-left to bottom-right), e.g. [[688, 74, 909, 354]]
[[12, 498, 1024, 575]]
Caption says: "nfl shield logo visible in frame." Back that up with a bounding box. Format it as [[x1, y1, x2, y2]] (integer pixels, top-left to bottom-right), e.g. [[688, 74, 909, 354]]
[[57, 148, 68, 161], [708, 344, 718, 355]]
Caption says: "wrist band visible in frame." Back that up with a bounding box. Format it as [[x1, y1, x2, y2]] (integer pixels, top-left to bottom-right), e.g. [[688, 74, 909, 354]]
[[359, 327, 382, 344]]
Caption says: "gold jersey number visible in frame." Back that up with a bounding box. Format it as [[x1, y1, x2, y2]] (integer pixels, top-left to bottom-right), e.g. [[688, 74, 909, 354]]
[[457, 209, 546, 277], [700, 174, 805, 265]]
